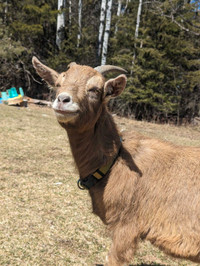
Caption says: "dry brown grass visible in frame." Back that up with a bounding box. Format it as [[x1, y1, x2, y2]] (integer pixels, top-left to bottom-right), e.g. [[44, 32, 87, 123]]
[[0, 104, 200, 266]]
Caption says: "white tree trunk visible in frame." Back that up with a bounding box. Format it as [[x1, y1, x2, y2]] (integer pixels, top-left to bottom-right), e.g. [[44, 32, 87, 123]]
[[101, 0, 113, 65], [114, 0, 122, 35], [77, 0, 82, 48], [4, 0, 8, 23], [123, 0, 130, 14], [98, 0, 107, 57], [131, 0, 143, 74], [56, 0, 66, 49], [116, 0, 122, 17], [135, 0, 142, 40], [69, 0, 72, 28]]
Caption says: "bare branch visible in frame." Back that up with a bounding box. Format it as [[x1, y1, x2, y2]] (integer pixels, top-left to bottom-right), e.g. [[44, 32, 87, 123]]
[[19, 59, 43, 85], [148, 1, 200, 36]]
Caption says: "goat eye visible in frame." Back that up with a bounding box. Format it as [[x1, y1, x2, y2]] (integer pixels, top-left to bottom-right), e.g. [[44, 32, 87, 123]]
[[88, 87, 98, 93], [88, 87, 101, 100]]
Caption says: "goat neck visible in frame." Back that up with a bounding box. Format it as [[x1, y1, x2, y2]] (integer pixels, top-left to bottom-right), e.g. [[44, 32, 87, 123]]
[[62, 107, 121, 179]]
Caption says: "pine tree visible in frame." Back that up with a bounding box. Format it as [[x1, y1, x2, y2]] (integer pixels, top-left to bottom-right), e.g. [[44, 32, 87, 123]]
[[0, 0, 58, 97], [109, 0, 200, 123], [0, 0, 199, 122]]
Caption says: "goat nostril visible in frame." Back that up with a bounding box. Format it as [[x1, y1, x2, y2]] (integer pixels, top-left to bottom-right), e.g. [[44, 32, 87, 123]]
[[63, 96, 71, 103], [57, 94, 71, 103]]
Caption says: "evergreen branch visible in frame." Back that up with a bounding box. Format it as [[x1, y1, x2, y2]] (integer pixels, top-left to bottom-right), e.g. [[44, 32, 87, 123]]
[[148, 1, 200, 36], [170, 13, 200, 36], [179, 14, 200, 30]]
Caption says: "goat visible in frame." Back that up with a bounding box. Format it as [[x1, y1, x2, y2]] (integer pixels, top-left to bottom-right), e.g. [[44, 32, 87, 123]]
[[32, 56, 200, 266]]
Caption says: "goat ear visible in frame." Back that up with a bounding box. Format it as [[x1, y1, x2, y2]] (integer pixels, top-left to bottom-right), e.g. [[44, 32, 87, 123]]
[[104, 74, 127, 98], [32, 56, 59, 87]]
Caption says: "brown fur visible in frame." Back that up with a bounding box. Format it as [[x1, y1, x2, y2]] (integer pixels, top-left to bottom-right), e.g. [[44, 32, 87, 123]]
[[32, 57, 200, 265]]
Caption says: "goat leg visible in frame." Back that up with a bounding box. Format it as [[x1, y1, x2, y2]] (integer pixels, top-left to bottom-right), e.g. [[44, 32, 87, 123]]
[[105, 224, 139, 266]]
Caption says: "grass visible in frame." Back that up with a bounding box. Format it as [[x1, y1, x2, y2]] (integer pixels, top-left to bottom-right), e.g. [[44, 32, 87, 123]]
[[0, 104, 200, 266]]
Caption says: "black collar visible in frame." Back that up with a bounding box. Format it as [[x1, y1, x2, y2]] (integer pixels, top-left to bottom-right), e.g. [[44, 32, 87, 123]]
[[77, 146, 121, 190]]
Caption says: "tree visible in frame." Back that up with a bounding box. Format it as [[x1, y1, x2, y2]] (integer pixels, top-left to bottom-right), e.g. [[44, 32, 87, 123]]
[[98, 0, 107, 58], [131, 0, 143, 74], [101, 0, 113, 65], [1, 0, 199, 123], [56, 0, 66, 49], [110, 0, 200, 123], [0, 0, 57, 98], [69, 0, 72, 29], [114, 0, 122, 35], [77, 0, 82, 48]]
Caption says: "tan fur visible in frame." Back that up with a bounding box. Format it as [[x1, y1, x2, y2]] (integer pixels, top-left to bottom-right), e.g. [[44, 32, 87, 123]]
[[32, 57, 200, 265]]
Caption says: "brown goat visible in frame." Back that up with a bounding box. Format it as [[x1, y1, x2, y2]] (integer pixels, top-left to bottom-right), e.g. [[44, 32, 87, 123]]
[[32, 56, 200, 266]]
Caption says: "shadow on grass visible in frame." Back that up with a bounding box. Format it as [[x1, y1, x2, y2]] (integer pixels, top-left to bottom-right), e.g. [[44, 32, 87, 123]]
[[95, 263, 165, 266]]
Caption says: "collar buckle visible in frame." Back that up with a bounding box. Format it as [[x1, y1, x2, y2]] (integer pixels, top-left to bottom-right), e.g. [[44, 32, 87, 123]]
[[77, 175, 99, 190], [77, 179, 86, 190]]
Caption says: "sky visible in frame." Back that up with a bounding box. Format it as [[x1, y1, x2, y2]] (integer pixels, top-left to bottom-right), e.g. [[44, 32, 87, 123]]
[[191, 0, 200, 9]]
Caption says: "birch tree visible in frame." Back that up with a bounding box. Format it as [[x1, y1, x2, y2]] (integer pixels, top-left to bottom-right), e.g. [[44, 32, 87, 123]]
[[77, 0, 82, 48], [135, 0, 142, 40], [3, 0, 8, 23], [131, 0, 143, 74], [101, 0, 113, 65], [123, 0, 130, 14], [98, 0, 107, 57], [114, 0, 122, 35], [56, 0, 66, 49], [69, 0, 72, 29]]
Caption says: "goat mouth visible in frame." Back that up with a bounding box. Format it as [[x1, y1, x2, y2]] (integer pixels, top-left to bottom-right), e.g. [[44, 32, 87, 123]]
[[53, 109, 79, 116]]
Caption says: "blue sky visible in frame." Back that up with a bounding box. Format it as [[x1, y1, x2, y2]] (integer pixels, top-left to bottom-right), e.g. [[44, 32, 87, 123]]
[[191, 0, 200, 9]]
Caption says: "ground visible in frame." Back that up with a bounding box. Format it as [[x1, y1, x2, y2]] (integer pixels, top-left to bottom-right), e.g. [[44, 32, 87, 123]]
[[0, 104, 200, 266]]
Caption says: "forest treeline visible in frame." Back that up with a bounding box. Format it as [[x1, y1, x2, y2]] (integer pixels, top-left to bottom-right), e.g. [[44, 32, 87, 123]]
[[0, 0, 200, 123]]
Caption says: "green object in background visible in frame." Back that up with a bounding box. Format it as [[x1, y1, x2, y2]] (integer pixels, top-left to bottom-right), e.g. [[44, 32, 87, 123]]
[[10, 87, 18, 98], [7, 89, 11, 98], [1, 92, 8, 101], [19, 87, 24, 97], [1, 87, 24, 103]]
